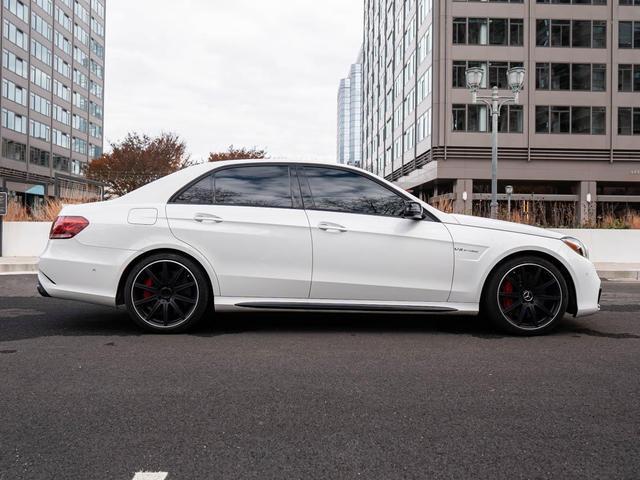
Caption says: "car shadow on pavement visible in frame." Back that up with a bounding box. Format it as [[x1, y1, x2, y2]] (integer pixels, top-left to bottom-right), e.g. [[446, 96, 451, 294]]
[[2, 296, 638, 341]]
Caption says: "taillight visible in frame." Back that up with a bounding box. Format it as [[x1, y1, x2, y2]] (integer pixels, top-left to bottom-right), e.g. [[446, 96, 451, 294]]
[[49, 216, 89, 239]]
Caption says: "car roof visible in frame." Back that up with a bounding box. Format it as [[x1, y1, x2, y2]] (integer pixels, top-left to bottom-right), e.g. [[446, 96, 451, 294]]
[[115, 159, 451, 223], [119, 159, 362, 203]]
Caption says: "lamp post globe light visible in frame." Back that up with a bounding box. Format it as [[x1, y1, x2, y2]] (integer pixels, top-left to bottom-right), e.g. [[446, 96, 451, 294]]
[[465, 66, 526, 219]]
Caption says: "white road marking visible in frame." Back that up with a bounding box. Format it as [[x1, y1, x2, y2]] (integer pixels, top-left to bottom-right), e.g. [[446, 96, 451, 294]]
[[132, 473, 168, 480]]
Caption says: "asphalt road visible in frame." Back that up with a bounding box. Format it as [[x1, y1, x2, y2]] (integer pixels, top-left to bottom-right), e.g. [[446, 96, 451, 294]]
[[1, 275, 639, 480]]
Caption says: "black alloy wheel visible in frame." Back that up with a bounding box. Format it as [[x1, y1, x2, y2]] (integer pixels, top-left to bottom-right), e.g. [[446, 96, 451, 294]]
[[124, 253, 210, 333], [483, 256, 569, 335]]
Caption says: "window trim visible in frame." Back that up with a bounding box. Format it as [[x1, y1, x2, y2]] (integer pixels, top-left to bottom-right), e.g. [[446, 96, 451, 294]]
[[169, 163, 297, 210], [169, 163, 439, 221], [299, 164, 437, 222]]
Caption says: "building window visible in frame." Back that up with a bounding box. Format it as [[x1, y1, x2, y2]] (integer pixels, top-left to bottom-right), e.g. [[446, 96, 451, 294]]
[[53, 154, 69, 171], [619, 21, 640, 48], [536, 63, 550, 89], [3, 49, 28, 78], [536, 63, 605, 91], [30, 146, 50, 168], [536, 106, 606, 134], [618, 107, 640, 135], [32, 11, 53, 41], [537, 0, 606, 3], [537, 19, 606, 48], [453, 18, 467, 44], [3, 0, 29, 23], [403, 125, 415, 152], [510, 19, 524, 46], [464, 104, 487, 132], [453, 61, 467, 88], [30, 92, 51, 116], [2, 108, 27, 133], [453, 18, 523, 46], [34, 0, 53, 16], [619, 0, 640, 4], [2, 79, 27, 106], [498, 105, 524, 133], [618, 64, 640, 91], [3, 19, 28, 50], [30, 119, 51, 141], [417, 108, 432, 143], [452, 105, 466, 132], [2, 137, 26, 162]]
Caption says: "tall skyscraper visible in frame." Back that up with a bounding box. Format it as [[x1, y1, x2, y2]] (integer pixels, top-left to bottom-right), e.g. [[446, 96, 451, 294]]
[[1, 0, 105, 202], [362, 0, 640, 224], [337, 50, 363, 167]]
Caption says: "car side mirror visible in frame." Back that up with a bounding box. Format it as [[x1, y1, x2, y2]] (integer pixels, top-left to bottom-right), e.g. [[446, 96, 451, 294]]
[[403, 201, 425, 220]]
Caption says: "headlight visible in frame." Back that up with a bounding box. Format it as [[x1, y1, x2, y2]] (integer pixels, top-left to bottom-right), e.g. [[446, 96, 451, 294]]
[[562, 237, 589, 259]]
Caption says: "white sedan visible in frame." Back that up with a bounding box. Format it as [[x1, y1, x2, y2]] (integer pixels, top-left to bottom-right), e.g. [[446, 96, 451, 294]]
[[38, 160, 601, 335]]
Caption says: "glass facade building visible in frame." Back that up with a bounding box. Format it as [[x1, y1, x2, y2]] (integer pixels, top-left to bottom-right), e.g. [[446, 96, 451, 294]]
[[337, 51, 363, 167]]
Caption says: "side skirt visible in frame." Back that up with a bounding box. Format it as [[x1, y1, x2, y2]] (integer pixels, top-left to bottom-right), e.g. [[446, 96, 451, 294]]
[[213, 298, 479, 315], [235, 302, 457, 313]]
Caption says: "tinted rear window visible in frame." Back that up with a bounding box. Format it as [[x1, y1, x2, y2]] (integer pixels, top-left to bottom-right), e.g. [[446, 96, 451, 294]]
[[214, 165, 292, 208], [173, 175, 213, 204]]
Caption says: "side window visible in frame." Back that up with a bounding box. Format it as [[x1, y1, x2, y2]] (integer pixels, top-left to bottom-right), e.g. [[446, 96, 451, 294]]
[[173, 174, 213, 204], [303, 166, 406, 217], [214, 165, 293, 208]]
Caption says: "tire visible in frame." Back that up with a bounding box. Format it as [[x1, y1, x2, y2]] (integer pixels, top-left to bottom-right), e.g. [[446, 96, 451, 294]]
[[482, 256, 569, 336], [124, 253, 211, 333]]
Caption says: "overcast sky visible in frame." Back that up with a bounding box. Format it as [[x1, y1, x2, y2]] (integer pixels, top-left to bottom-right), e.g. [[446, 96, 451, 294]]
[[104, 0, 363, 163]]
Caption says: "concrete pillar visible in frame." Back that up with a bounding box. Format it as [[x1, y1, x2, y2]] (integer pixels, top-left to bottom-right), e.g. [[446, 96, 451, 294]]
[[454, 179, 473, 215], [578, 181, 597, 226]]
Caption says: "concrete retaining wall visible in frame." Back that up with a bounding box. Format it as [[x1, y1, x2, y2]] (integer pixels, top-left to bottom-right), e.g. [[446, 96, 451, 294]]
[[2, 222, 640, 265], [552, 229, 640, 264], [1, 222, 51, 257]]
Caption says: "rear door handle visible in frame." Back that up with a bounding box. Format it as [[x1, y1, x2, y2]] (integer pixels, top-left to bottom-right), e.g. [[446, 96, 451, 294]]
[[194, 213, 223, 223], [318, 222, 347, 233]]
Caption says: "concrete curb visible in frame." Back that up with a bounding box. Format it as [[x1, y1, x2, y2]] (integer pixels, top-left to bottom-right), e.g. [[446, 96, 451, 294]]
[[0, 258, 38, 275], [597, 271, 640, 281]]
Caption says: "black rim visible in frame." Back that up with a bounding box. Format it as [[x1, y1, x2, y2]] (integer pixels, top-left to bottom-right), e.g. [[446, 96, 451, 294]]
[[497, 263, 562, 330], [131, 260, 199, 328]]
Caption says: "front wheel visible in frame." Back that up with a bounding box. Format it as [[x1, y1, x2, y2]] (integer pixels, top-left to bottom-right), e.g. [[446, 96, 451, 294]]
[[124, 253, 211, 333], [482, 256, 569, 336]]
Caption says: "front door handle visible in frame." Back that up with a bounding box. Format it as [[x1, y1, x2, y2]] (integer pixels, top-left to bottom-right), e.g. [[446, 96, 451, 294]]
[[318, 222, 347, 233], [194, 213, 223, 223]]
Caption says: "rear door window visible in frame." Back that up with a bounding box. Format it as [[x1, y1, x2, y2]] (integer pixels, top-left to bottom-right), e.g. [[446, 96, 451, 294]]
[[214, 165, 293, 208]]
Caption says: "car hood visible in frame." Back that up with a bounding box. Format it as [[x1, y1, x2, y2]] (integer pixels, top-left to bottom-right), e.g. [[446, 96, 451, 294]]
[[446, 214, 564, 240]]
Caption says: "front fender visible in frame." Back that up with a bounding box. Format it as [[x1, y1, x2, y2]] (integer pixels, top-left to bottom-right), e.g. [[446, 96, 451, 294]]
[[444, 223, 583, 305]]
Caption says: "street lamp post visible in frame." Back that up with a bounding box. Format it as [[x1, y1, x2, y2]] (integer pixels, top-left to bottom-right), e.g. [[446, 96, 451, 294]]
[[465, 67, 526, 219]]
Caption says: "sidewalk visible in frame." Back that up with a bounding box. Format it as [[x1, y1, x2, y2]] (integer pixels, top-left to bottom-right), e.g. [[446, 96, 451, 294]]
[[1, 256, 639, 281]]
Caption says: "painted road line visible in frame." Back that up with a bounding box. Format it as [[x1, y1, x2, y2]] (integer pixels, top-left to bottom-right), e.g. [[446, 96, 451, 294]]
[[132, 473, 168, 480]]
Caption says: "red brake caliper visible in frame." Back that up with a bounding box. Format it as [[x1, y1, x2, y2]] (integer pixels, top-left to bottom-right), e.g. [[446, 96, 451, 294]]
[[501, 281, 513, 309], [143, 277, 154, 299]]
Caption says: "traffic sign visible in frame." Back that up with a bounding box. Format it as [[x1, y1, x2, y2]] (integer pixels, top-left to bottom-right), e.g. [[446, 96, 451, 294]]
[[0, 191, 7, 216]]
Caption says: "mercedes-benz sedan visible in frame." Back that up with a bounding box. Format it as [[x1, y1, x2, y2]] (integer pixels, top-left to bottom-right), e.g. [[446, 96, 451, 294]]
[[38, 160, 601, 335]]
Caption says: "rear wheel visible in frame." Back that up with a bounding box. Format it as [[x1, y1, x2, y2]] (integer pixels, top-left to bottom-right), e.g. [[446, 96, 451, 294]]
[[124, 253, 210, 333], [482, 256, 568, 335]]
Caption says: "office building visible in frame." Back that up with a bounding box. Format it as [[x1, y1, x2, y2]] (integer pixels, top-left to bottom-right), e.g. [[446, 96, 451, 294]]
[[0, 0, 105, 202], [337, 51, 363, 167], [362, 0, 640, 223]]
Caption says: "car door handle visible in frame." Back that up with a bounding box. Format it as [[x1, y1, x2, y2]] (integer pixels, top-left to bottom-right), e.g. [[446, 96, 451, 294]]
[[193, 213, 223, 223], [318, 222, 347, 233]]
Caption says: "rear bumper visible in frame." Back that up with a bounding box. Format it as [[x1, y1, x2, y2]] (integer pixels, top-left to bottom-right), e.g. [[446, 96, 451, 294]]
[[38, 238, 136, 307], [36, 280, 50, 297]]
